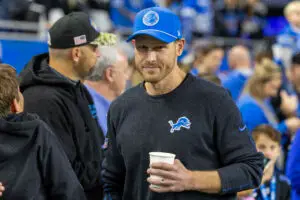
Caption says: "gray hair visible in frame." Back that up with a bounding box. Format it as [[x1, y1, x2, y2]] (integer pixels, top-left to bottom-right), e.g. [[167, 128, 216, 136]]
[[87, 46, 118, 81]]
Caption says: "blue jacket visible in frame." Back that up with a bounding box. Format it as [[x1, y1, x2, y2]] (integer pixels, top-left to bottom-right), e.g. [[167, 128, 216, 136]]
[[286, 129, 300, 200], [237, 94, 287, 133], [276, 24, 300, 54], [222, 70, 251, 102]]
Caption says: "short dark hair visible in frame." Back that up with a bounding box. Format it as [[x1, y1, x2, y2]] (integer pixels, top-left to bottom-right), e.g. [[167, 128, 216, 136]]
[[0, 64, 19, 118], [252, 124, 281, 144]]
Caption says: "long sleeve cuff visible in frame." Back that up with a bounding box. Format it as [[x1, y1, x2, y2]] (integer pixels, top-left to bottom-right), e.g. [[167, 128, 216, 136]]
[[217, 163, 257, 194]]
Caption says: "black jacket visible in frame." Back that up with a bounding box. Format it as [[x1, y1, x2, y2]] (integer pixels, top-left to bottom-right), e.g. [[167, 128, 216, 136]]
[[19, 53, 104, 200], [0, 113, 86, 200]]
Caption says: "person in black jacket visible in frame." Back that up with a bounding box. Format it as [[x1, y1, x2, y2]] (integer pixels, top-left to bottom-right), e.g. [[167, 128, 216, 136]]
[[102, 7, 264, 200], [19, 12, 104, 200], [0, 64, 86, 200]]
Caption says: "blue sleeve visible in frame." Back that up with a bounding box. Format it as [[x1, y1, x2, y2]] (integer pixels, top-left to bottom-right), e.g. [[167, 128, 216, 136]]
[[238, 102, 267, 132], [286, 129, 300, 194], [239, 101, 288, 134], [222, 78, 240, 102], [276, 121, 288, 135], [216, 92, 264, 194]]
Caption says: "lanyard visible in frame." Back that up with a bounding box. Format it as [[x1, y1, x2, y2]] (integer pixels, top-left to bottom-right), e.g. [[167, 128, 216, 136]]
[[253, 175, 276, 200]]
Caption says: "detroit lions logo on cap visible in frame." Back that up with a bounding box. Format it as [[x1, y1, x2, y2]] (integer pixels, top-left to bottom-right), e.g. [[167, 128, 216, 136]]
[[143, 11, 159, 26]]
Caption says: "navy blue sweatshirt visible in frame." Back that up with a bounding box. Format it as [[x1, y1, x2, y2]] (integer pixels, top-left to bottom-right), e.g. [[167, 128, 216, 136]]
[[102, 73, 264, 200], [0, 113, 86, 200], [19, 53, 104, 200]]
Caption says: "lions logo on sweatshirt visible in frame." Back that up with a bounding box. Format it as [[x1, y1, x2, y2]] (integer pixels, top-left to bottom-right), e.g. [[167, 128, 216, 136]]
[[168, 116, 191, 133]]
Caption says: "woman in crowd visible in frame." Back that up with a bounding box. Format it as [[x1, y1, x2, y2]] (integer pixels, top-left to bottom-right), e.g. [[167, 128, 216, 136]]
[[238, 59, 300, 135]]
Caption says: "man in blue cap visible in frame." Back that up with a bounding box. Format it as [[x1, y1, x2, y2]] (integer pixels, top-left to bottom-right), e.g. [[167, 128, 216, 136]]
[[102, 7, 264, 200]]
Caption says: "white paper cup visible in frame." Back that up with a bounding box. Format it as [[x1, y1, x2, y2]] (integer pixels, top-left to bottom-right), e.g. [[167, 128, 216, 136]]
[[149, 152, 176, 188]]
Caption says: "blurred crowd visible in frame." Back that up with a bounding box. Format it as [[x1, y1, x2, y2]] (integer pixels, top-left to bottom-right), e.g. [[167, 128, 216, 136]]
[[0, 0, 280, 39]]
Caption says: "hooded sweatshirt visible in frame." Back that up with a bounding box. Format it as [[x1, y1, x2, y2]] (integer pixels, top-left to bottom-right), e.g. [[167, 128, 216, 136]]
[[0, 113, 86, 200], [19, 53, 104, 200]]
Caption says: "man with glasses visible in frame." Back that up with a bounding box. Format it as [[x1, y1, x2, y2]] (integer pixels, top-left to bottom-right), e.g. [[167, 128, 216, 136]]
[[0, 64, 86, 200], [19, 12, 105, 200]]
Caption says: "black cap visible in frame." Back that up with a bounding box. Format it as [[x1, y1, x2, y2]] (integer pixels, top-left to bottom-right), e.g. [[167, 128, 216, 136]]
[[48, 12, 100, 49]]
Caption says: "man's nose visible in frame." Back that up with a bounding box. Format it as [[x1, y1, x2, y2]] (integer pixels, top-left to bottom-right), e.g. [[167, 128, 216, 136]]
[[146, 50, 157, 62], [264, 151, 272, 158]]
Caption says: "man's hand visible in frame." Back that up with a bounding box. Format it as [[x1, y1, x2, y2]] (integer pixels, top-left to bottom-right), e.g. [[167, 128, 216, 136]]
[[285, 117, 300, 133], [0, 182, 5, 196], [147, 159, 193, 193], [280, 90, 298, 117]]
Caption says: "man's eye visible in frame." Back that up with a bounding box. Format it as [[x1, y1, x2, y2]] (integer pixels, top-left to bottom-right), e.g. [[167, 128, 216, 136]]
[[138, 46, 147, 51], [155, 46, 165, 50]]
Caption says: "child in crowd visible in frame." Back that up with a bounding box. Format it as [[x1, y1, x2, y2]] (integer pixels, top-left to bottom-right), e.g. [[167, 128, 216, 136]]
[[238, 125, 291, 200]]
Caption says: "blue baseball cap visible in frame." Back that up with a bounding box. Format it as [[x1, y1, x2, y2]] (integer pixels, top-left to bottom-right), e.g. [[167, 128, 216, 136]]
[[127, 7, 182, 43]]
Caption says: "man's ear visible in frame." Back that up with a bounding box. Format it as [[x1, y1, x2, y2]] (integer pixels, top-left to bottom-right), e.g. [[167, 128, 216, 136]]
[[10, 90, 24, 114], [131, 40, 136, 47], [105, 67, 115, 83], [10, 99, 19, 113], [176, 39, 185, 57], [72, 47, 81, 62]]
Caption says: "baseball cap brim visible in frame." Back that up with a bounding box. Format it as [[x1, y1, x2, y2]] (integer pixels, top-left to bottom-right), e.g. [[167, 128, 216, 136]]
[[127, 30, 178, 43]]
